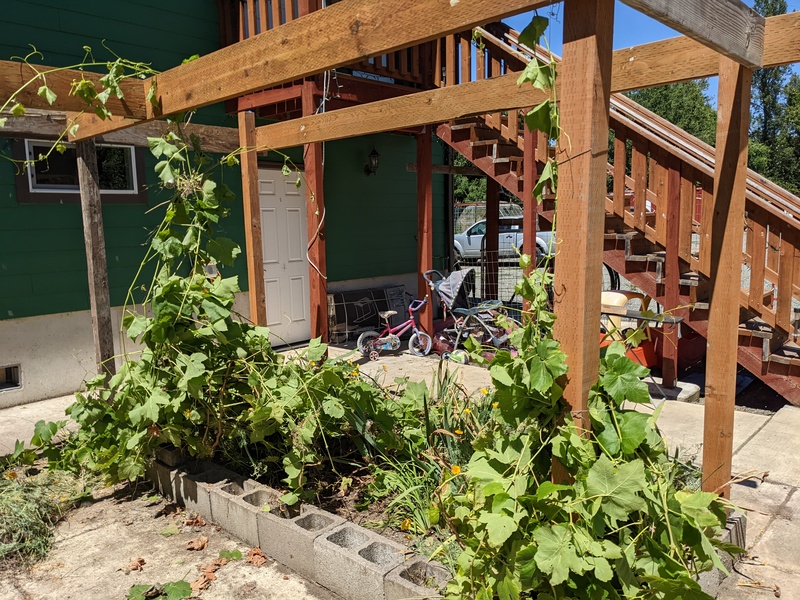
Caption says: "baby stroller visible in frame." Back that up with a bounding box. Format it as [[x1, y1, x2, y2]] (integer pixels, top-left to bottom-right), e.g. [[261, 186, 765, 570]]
[[423, 269, 517, 363]]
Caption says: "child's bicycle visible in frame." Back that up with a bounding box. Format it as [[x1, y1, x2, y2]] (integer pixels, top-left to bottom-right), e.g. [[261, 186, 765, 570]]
[[356, 298, 432, 361]]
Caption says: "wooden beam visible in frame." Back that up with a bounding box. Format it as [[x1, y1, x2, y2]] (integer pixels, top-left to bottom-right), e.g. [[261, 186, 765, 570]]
[[702, 57, 752, 499], [0, 60, 145, 116], [406, 162, 484, 176], [552, 0, 614, 430], [318, 73, 415, 105], [619, 0, 764, 69], [67, 112, 142, 141], [662, 155, 682, 388], [0, 109, 239, 154], [75, 139, 116, 380], [144, 0, 556, 121], [238, 84, 303, 112], [256, 75, 549, 149], [522, 123, 536, 313], [417, 126, 434, 335], [251, 10, 795, 151], [484, 178, 500, 300], [612, 12, 796, 92], [302, 82, 328, 342], [238, 111, 268, 327]]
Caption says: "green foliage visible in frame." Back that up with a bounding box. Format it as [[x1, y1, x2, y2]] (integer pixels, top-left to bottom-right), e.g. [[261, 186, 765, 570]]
[[453, 153, 487, 205], [435, 15, 738, 600], [127, 581, 191, 600], [34, 129, 422, 502], [626, 81, 718, 146]]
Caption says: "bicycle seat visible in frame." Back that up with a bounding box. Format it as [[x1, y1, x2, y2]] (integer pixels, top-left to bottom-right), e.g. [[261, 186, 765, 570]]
[[379, 310, 397, 320]]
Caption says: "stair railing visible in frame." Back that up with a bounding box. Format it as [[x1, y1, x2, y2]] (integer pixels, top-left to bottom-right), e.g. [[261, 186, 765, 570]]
[[458, 21, 800, 339]]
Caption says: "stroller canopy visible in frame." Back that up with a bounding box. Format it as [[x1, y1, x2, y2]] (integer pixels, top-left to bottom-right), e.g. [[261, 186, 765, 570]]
[[432, 268, 475, 311]]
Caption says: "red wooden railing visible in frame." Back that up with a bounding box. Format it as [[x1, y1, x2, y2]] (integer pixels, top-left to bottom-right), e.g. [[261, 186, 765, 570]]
[[218, 0, 427, 86]]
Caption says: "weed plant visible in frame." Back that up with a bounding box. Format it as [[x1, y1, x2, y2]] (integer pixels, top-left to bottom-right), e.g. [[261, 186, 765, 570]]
[[0, 468, 93, 566]]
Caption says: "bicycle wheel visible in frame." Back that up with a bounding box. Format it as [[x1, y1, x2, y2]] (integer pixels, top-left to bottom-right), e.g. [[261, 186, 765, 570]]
[[408, 332, 433, 356], [357, 331, 380, 357]]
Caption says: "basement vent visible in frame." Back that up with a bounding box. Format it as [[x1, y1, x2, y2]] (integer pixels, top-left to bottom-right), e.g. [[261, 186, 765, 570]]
[[0, 365, 20, 391]]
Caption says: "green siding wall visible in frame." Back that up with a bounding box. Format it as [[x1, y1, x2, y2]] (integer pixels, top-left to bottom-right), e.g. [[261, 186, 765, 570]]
[[0, 2, 449, 320], [0, 0, 239, 320], [324, 133, 447, 282], [0, 151, 246, 320]]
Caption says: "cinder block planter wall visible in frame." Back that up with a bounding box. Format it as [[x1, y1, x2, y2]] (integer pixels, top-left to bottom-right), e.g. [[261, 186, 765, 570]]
[[147, 457, 448, 600]]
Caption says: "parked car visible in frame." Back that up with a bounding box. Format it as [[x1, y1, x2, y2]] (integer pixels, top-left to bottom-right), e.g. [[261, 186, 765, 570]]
[[453, 216, 554, 263]]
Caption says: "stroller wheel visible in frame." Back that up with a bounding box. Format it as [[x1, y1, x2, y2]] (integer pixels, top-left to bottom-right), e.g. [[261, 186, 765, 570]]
[[446, 350, 469, 365], [369, 350, 380, 362]]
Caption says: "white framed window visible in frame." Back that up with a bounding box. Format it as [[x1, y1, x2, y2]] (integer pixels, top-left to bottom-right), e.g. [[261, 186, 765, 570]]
[[14, 139, 146, 204], [24, 139, 138, 194]]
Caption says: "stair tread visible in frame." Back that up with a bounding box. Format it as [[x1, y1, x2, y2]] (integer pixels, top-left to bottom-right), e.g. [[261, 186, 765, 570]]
[[739, 318, 775, 339]]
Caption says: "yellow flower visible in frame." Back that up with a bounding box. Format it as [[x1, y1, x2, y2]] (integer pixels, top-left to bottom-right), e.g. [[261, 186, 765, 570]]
[[451, 465, 462, 476], [480, 388, 489, 395], [382, 365, 387, 372], [400, 518, 412, 531], [350, 369, 359, 377], [310, 361, 316, 366], [454, 429, 463, 435], [492, 402, 499, 409], [463, 408, 471, 414]]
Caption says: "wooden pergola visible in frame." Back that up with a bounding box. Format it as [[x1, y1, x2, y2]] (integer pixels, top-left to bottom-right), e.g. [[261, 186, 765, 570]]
[[3, 0, 788, 497]]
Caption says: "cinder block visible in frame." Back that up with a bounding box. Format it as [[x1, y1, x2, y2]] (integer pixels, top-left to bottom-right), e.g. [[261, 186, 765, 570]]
[[385, 556, 450, 600], [258, 504, 344, 580], [208, 480, 267, 548], [174, 461, 236, 519], [315, 523, 406, 600], [155, 446, 186, 467], [699, 511, 747, 596], [146, 460, 179, 501]]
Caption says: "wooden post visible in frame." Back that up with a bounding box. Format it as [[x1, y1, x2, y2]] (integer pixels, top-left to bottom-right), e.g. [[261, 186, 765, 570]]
[[302, 81, 329, 342], [484, 178, 500, 300], [417, 126, 434, 334], [662, 155, 682, 388], [75, 139, 116, 379], [702, 57, 752, 498], [522, 124, 537, 313], [238, 111, 267, 326], [552, 0, 615, 430]]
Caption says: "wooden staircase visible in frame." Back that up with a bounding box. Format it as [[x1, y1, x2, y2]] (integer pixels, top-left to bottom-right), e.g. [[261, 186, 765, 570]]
[[435, 23, 800, 406]]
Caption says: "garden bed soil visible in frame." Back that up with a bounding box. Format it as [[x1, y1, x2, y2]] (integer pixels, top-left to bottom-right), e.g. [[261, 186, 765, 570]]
[[0, 482, 339, 600]]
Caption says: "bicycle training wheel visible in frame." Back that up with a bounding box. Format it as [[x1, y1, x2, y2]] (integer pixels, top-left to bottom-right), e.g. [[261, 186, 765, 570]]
[[357, 331, 380, 357], [408, 332, 433, 356]]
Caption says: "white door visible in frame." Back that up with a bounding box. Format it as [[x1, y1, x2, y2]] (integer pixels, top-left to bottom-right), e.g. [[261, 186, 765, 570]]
[[258, 168, 311, 346]]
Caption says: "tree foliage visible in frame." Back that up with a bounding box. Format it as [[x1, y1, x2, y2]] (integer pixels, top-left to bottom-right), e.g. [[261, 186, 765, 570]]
[[625, 81, 718, 146]]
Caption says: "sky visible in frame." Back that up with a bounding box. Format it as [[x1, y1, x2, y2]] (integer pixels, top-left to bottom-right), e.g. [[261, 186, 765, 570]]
[[503, 0, 800, 105]]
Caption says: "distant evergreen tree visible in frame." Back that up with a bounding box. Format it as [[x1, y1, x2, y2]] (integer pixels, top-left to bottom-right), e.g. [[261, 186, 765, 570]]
[[751, 0, 789, 147], [626, 81, 718, 146]]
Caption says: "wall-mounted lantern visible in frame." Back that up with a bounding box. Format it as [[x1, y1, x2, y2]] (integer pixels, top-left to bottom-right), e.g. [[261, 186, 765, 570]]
[[364, 147, 381, 176]]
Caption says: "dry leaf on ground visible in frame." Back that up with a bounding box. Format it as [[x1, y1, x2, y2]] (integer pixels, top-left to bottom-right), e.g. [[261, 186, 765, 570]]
[[245, 547, 268, 567], [129, 557, 145, 571], [186, 535, 208, 551], [198, 557, 227, 573], [185, 513, 206, 526], [191, 573, 213, 592]]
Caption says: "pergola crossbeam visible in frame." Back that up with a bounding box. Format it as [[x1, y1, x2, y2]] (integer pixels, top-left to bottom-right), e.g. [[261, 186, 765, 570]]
[[619, 0, 764, 69], [613, 11, 798, 92]]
